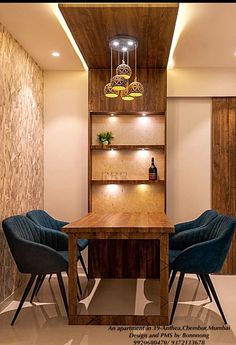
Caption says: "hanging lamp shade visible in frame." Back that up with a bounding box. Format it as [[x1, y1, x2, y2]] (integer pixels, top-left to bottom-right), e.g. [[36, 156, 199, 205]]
[[121, 88, 134, 101], [111, 75, 126, 91], [116, 63, 132, 80], [128, 80, 144, 97], [104, 82, 119, 98]]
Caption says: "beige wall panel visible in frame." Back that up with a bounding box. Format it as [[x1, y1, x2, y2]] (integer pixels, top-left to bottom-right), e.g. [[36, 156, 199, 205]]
[[0, 24, 43, 303], [166, 98, 211, 224], [92, 115, 165, 145], [92, 149, 164, 181], [92, 184, 164, 212]]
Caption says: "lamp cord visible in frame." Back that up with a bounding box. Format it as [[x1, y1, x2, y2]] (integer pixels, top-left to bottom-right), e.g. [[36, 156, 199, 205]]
[[135, 44, 137, 81], [110, 47, 113, 81]]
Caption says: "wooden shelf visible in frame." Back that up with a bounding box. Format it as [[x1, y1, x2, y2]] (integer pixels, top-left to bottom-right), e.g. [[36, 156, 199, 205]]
[[91, 145, 165, 150], [90, 111, 165, 116], [91, 179, 164, 185]]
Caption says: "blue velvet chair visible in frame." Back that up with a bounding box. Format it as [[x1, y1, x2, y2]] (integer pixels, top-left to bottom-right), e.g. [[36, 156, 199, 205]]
[[26, 210, 89, 279], [2, 215, 82, 325], [169, 214, 236, 324]]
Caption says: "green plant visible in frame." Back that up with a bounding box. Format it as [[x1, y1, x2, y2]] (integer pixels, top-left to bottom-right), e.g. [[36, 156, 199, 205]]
[[97, 131, 114, 145]]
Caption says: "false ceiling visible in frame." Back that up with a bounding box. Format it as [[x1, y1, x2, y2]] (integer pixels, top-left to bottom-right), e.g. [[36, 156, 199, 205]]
[[59, 3, 179, 69]]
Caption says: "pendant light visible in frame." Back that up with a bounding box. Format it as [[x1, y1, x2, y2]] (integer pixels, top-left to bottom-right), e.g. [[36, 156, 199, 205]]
[[128, 44, 144, 97], [104, 47, 119, 98], [104, 36, 143, 101]]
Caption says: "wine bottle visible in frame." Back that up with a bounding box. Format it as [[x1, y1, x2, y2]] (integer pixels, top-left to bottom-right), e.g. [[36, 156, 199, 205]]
[[149, 157, 158, 180]]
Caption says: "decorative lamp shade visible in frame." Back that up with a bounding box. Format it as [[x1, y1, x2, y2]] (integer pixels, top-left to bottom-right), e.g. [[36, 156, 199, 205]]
[[111, 75, 126, 91], [116, 63, 132, 79], [104, 83, 119, 98], [121, 88, 134, 101], [128, 81, 144, 97]]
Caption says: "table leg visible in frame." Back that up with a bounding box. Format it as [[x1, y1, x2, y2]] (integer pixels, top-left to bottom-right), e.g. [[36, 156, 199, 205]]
[[160, 234, 169, 324], [68, 233, 78, 324]]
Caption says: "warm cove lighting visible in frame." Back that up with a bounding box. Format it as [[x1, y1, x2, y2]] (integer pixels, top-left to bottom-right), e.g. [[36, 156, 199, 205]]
[[50, 3, 88, 71], [52, 51, 60, 57], [167, 3, 189, 69]]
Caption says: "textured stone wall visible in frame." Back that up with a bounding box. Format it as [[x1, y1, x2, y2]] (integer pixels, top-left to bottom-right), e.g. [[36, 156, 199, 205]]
[[0, 23, 44, 303]]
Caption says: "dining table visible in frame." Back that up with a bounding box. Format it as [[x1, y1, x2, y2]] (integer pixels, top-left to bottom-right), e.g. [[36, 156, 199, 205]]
[[62, 212, 174, 325]]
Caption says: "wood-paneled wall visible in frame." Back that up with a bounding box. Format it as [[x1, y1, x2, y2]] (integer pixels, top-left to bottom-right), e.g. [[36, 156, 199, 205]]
[[212, 97, 236, 274], [89, 69, 166, 113], [0, 23, 44, 303]]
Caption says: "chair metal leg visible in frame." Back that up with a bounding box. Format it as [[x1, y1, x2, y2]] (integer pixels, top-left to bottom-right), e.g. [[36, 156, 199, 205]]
[[77, 273, 83, 295], [79, 254, 89, 280], [57, 273, 68, 315], [30, 275, 42, 303], [48, 274, 53, 282], [199, 274, 212, 302], [205, 274, 227, 324], [35, 274, 46, 296], [169, 270, 177, 292], [170, 272, 185, 324], [196, 274, 200, 281], [11, 274, 36, 326]]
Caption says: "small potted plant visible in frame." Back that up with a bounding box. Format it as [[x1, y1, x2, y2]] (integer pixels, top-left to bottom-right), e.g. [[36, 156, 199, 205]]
[[97, 131, 114, 145]]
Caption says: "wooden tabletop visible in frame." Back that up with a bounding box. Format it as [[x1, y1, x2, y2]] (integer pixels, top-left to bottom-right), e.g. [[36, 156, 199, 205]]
[[63, 212, 174, 236]]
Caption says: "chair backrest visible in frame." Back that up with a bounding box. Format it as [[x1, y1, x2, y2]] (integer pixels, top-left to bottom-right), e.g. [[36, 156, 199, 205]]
[[2, 215, 68, 274], [199, 214, 236, 242], [26, 209, 63, 230], [195, 210, 218, 227]]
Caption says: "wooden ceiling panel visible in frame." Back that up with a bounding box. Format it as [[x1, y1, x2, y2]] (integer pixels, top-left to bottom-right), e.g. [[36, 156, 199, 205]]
[[59, 4, 179, 69]]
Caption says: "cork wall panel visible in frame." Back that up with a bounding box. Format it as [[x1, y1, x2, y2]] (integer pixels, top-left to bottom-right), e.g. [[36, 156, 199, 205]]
[[92, 184, 164, 212], [0, 24, 44, 303], [92, 149, 165, 181], [92, 115, 165, 146]]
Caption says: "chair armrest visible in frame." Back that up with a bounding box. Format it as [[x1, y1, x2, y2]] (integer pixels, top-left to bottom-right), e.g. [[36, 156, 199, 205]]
[[171, 237, 232, 274], [12, 238, 68, 274], [170, 225, 209, 250], [174, 219, 197, 233], [35, 225, 69, 251]]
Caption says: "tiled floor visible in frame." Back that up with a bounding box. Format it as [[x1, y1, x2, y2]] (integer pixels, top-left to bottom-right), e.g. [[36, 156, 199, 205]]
[[0, 274, 236, 345]]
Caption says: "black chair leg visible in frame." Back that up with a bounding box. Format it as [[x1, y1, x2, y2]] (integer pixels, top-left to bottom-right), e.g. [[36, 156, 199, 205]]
[[205, 274, 227, 324], [170, 272, 185, 324], [199, 274, 212, 302], [169, 270, 177, 292], [48, 274, 53, 282], [196, 274, 200, 281], [35, 274, 46, 296], [79, 254, 89, 280], [77, 273, 83, 295], [30, 275, 42, 303], [11, 274, 36, 326], [57, 273, 68, 315]]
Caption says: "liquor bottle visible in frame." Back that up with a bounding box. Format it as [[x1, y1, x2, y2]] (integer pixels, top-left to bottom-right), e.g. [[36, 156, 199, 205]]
[[149, 157, 157, 180]]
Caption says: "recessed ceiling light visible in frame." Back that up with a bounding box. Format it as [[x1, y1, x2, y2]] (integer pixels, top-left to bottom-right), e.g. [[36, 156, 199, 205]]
[[121, 47, 128, 52], [142, 113, 146, 116], [111, 113, 114, 116], [113, 41, 119, 46], [128, 41, 134, 46], [52, 51, 60, 57], [234, 52, 236, 56]]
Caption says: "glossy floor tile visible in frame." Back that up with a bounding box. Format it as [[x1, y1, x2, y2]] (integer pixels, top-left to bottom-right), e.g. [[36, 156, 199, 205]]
[[0, 274, 236, 345]]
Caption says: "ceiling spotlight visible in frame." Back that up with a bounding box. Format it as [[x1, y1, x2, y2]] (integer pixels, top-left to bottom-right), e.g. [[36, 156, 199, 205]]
[[121, 46, 128, 52], [128, 41, 134, 46], [52, 51, 60, 57], [111, 113, 114, 116], [113, 41, 119, 46], [142, 113, 146, 117]]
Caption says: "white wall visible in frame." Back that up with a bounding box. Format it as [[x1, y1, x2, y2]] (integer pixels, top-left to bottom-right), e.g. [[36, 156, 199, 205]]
[[167, 98, 212, 224], [44, 71, 88, 222], [168, 68, 236, 97]]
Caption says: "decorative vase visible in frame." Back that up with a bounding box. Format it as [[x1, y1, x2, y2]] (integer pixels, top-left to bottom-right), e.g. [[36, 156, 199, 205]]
[[102, 140, 109, 146]]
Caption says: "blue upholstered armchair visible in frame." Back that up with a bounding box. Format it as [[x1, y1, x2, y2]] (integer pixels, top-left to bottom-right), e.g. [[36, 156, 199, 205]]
[[169, 214, 236, 324], [26, 210, 89, 278], [2, 215, 81, 325]]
